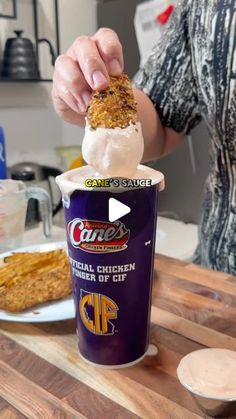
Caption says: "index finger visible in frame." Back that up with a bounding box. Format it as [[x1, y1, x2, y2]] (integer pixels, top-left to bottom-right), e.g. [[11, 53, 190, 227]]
[[68, 36, 110, 91], [92, 28, 124, 76]]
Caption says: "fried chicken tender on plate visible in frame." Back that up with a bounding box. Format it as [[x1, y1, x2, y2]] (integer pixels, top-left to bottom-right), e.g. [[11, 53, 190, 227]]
[[0, 249, 71, 312]]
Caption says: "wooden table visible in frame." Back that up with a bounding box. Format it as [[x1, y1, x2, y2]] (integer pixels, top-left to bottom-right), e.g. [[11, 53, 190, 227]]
[[1, 254, 236, 419]]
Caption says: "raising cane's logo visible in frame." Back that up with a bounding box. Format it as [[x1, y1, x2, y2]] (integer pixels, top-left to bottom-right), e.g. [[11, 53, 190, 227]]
[[68, 218, 130, 253]]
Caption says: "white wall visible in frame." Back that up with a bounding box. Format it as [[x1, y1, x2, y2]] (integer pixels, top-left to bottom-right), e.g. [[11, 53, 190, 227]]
[[0, 0, 97, 168]]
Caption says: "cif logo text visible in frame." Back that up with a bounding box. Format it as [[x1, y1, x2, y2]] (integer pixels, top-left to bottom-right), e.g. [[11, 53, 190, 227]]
[[68, 218, 130, 253], [79, 290, 118, 335]]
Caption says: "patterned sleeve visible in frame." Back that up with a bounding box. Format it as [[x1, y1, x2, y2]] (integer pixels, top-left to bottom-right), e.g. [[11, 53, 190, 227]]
[[133, 0, 202, 134]]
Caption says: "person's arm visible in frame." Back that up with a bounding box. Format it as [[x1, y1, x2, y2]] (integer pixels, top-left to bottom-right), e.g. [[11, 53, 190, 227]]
[[52, 0, 199, 162], [134, 88, 185, 161], [52, 28, 184, 163], [133, 0, 202, 160]]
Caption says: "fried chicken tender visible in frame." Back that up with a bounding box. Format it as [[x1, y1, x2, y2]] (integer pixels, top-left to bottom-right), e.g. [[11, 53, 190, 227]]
[[0, 249, 72, 312], [87, 73, 138, 129]]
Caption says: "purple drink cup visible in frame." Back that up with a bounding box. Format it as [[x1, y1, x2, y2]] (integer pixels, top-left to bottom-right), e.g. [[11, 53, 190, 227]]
[[56, 165, 164, 368]]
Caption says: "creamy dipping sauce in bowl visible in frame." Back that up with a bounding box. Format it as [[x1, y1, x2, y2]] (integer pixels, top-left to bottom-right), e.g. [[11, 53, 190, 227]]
[[177, 348, 236, 417]]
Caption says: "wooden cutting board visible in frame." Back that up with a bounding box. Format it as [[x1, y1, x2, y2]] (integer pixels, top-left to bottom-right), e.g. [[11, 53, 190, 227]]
[[0, 254, 236, 419]]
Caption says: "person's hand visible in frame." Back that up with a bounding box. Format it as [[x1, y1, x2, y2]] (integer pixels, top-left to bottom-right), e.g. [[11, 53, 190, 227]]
[[52, 28, 124, 126]]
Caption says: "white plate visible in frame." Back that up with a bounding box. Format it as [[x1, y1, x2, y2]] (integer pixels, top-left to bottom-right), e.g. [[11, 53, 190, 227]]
[[0, 241, 76, 323]]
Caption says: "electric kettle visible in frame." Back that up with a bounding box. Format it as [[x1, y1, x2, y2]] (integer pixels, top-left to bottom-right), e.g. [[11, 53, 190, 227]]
[[9, 162, 62, 226], [1, 30, 56, 79]]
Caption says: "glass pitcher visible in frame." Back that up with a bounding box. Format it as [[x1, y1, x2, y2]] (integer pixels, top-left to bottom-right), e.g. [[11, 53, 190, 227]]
[[0, 179, 52, 252]]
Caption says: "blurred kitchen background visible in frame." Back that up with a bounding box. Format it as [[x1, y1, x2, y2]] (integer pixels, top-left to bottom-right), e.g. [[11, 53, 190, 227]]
[[0, 0, 210, 260]]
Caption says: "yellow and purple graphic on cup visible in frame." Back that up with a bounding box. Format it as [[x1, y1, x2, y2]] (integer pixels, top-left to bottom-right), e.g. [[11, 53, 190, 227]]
[[79, 290, 119, 336]]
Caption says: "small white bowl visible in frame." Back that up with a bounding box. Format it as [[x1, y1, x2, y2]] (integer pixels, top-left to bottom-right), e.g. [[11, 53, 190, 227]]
[[177, 348, 236, 418]]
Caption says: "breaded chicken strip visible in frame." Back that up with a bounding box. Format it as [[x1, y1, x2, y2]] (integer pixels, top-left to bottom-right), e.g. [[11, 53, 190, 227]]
[[87, 73, 138, 129], [0, 249, 72, 312]]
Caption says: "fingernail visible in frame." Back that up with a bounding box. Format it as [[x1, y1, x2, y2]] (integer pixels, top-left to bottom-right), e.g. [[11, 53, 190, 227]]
[[109, 58, 121, 75], [92, 71, 107, 89], [77, 100, 87, 114], [81, 91, 91, 108]]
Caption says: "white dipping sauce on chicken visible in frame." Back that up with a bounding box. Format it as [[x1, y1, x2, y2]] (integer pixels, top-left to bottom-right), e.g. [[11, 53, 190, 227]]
[[82, 121, 144, 178]]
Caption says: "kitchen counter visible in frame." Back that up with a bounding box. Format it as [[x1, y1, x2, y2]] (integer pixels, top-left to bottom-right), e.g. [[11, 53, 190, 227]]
[[1, 254, 236, 418], [22, 214, 198, 262]]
